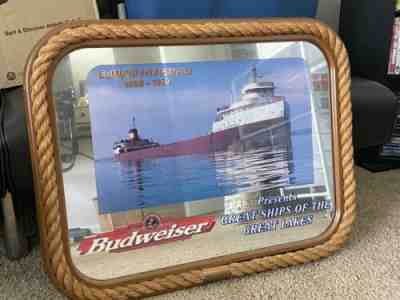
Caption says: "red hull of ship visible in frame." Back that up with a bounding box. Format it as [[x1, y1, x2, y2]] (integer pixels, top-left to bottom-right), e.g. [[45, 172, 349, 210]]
[[116, 127, 240, 161]]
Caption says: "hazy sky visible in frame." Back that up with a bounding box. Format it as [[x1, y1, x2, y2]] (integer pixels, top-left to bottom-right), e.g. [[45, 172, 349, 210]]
[[87, 58, 311, 160]]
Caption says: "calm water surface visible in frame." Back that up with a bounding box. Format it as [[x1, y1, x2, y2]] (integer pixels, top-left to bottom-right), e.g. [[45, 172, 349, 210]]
[[95, 129, 313, 213]]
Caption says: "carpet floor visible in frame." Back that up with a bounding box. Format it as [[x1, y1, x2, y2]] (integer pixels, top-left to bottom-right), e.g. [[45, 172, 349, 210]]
[[1, 167, 400, 300]]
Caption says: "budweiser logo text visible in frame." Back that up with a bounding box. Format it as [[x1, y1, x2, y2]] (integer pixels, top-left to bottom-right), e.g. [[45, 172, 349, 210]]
[[78, 216, 215, 255]]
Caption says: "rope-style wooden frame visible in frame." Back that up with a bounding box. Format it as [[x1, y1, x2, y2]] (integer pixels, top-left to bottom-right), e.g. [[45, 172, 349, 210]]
[[24, 19, 355, 300]]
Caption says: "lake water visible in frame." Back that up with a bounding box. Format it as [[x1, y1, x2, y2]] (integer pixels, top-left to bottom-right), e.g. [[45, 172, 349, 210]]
[[95, 129, 313, 214]]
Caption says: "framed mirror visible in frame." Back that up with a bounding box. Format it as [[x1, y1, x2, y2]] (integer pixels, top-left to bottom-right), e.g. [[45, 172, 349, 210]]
[[24, 19, 356, 300]]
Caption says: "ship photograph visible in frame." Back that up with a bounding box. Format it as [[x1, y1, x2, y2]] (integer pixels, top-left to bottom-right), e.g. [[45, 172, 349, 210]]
[[87, 58, 314, 214], [113, 66, 289, 160]]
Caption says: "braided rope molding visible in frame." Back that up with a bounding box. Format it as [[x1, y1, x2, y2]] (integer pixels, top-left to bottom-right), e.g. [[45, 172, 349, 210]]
[[27, 20, 355, 300]]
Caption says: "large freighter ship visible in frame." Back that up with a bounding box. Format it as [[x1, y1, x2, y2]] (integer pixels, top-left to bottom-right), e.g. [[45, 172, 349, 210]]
[[113, 67, 289, 161]]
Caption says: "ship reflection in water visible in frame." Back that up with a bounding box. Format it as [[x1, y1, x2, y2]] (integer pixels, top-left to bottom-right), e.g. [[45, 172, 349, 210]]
[[213, 145, 290, 193], [96, 141, 291, 213], [95, 67, 311, 213]]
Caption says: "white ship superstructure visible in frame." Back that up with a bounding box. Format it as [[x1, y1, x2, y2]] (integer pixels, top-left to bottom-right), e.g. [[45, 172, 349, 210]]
[[212, 67, 285, 133], [214, 67, 291, 215]]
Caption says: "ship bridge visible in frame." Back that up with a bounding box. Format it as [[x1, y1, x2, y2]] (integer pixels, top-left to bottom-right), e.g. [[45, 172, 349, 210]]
[[240, 81, 275, 103], [241, 81, 274, 94]]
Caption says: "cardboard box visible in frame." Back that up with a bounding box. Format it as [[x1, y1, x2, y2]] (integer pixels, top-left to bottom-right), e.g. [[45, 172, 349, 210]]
[[0, 0, 98, 89]]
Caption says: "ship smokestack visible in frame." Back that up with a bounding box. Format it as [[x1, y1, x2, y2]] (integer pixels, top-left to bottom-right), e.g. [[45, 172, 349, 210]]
[[132, 117, 136, 129], [252, 66, 257, 83], [128, 117, 140, 141]]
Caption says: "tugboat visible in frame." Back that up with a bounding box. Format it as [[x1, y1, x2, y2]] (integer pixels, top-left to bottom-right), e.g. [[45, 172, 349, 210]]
[[114, 66, 288, 161], [113, 118, 160, 155]]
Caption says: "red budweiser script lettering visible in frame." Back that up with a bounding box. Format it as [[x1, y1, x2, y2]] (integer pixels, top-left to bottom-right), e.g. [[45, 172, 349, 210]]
[[78, 216, 216, 255]]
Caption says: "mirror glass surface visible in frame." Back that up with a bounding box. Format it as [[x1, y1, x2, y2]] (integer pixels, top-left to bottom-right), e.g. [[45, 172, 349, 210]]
[[52, 41, 334, 280]]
